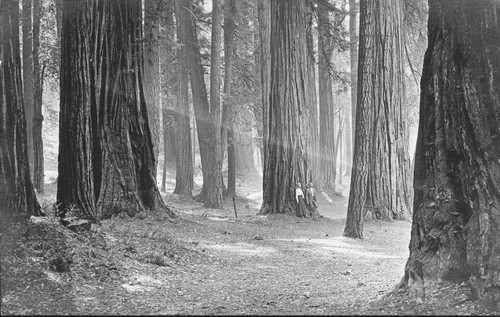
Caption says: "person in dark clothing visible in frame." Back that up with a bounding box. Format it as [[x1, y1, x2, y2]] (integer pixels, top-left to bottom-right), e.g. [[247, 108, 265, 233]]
[[305, 182, 319, 219], [295, 182, 309, 218]]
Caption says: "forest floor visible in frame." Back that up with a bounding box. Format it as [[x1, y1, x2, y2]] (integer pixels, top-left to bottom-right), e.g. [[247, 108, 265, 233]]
[[1, 168, 498, 315], [1, 95, 498, 315]]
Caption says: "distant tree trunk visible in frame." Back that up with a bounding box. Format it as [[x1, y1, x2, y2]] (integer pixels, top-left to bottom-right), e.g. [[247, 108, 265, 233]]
[[173, 0, 193, 197], [58, 0, 173, 221], [258, 0, 270, 174], [32, 0, 44, 193], [234, 109, 255, 171], [22, 0, 35, 180], [400, 0, 500, 305], [222, 0, 236, 198], [205, 0, 224, 208], [0, 0, 41, 216], [181, 0, 223, 208], [306, 0, 320, 186], [344, 0, 411, 239], [144, 0, 162, 174], [347, 0, 357, 168], [260, 0, 310, 215], [318, 0, 336, 193]]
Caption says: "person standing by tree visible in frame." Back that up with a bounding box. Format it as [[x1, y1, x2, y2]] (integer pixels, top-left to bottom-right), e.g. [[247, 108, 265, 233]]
[[295, 182, 309, 218], [306, 182, 319, 219]]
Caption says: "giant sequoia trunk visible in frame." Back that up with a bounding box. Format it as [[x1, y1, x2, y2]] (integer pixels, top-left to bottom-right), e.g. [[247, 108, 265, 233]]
[[348, 0, 357, 162], [58, 0, 173, 221], [173, 0, 193, 197], [400, 0, 500, 305], [260, 0, 311, 215], [344, 0, 411, 238], [317, 0, 337, 193], [0, 0, 41, 216]]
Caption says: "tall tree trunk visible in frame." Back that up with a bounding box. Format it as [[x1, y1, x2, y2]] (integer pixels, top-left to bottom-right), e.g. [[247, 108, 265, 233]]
[[260, 0, 310, 215], [181, 0, 223, 208], [58, 0, 173, 221], [0, 0, 41, 216], [318, 0, 336, 193], [306, 0, 320, 187], [347, 0, 357, 169], [22, 0, 34, 180], [400, 0, 500, 305], [222, 0, 236, 198], [344, 0, 411, 238], [258, 0, 270, 175], [173, 0, 193, 197], [32, 0, 44, 193], [144, 0, 162, 174], [205, 0, 223, 208]]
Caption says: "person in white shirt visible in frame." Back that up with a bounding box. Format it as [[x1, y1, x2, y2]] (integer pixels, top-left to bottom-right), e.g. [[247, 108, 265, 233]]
[[295, 182, 309, 218]]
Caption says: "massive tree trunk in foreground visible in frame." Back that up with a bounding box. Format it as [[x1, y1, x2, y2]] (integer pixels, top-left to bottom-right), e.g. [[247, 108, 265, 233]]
[[0, 0, 41, 216], [260, 0, 310, 215], [344, 0, 411, 238], [58, 0, 173, 221], [400, 0, 500, 306]]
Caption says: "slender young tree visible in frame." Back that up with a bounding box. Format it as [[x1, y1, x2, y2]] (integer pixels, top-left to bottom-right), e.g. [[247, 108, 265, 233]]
[[400, 0, 500, 304], [260, 0, 311, 215], [173, 0, 193, 197], [0, 0, 41, 216], [57, 0, 173, 221], [344, 0, 411, 238]]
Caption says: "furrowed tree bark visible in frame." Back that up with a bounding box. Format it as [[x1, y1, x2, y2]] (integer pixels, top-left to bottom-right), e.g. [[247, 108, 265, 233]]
[[0, 0, 41, 216], [260, 0, 311, 215], [144, 0, 162, 174], [58, 0, 173, 221], [318, 0, 337, 194], [22, 0, 35, 180], [173, 0, 193, 197], [344, 0, 411, 239], [400, 0, 500, 306], [57, 0, 98, 220], [32, 0, 44, 193]]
